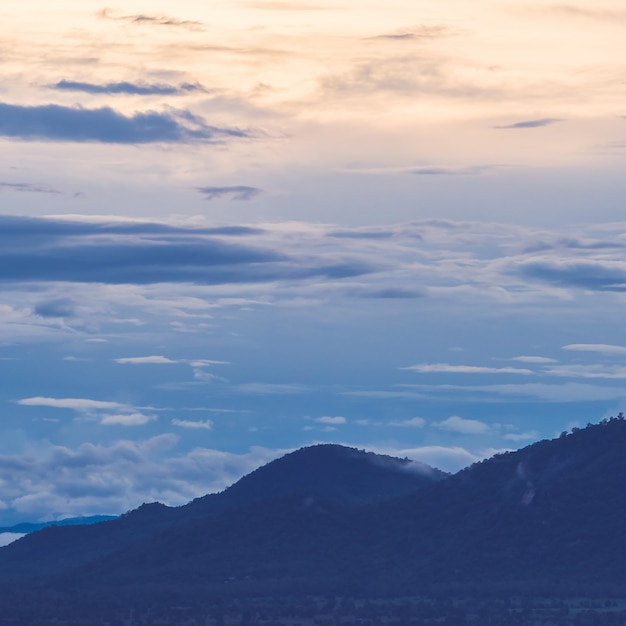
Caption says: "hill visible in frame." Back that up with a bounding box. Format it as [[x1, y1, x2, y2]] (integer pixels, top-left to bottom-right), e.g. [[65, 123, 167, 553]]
[[3, 421, 626, 620]]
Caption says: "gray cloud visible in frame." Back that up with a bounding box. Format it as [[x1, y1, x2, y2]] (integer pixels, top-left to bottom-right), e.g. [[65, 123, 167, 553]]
[[0, 215, 377, 286], [354, 286, 426, 299], [197, 186, 263, 201], [51, 80, 205, 96], [33, 298, 75, 318], [98, 8, 205, 30], [369, 25, 451, 41], [0, 182, 61, 194], [410, 166, 491, 175], [494, 118, 562, 129], [0, 103, 249, 144], [517, 258, 626, 291]]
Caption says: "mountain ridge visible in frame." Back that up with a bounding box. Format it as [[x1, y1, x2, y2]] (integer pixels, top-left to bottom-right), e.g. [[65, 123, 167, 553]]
[[2, 421, 626, 616]]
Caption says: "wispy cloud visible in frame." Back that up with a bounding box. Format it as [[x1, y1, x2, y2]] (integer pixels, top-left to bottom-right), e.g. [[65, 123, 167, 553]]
[[410, 166, 491, 176], [368, 25, 452, 41], [0, 103, 249, 144], [389, 417, 426, 427], [17, 397, 125, 411], [314, 416, 347, 425], [494, 118, 562, 129], [17, 397, 156, 427], [544, 364, 626, 379], [171, 418, 214, 430], [115, 356, 178, 364], [98, 8, 205, 31], [0, 182, 61, 194], [0, 216, 376, 286], [236, 383, 309, 394], [101, 413, 156, 426], [433, 415, 492, 434], [402, 363, 533, 375], [512, 355, 558, 364], [197, 186, 263, 201], [51, 80, 205, 96], [562, 343, 626, 356], [517, 258, 626, 291]]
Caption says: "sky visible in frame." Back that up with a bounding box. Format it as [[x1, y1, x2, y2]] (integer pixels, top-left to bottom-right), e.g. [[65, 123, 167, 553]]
[[1, 0, 626, 525]]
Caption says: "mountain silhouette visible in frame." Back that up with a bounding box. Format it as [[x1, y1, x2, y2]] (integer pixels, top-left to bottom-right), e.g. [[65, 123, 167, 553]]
[[2, 420, 626, 616]]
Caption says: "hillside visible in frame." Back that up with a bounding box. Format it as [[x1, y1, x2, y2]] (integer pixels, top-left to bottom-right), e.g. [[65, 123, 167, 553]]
[[2, 421, 626, 619], [0, 443, 445, 583]]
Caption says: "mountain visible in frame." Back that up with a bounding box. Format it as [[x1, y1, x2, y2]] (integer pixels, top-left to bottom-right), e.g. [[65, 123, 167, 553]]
[[0, 444, 446, 584], [0, 514, 117, 535], [2, 420, 626, 619]]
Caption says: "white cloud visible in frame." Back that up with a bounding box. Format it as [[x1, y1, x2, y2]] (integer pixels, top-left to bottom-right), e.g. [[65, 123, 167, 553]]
[[188, 359, 230, 367], [0, 533, 25, 547], [0, 438, 289, 523], [544, 364, 626, 379], [389, 417, 426, 427], [402, 363, 533, 375], [433, 415, 491, 434], [17, 397, 125, 411], [561, 344, 626, 356], [371, 445, 506, 473], [172, 418, 214, 430], [503, 430, 539, 442], [100, 413, 156, 426], [115, 355, 177, 364], [236, 383, 309, 394], [314, 416, 347, 425], [512, 355, 557, 364]]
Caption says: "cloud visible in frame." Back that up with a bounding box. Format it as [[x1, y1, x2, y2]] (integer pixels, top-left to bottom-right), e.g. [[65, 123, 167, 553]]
[[494, 118, 562, 129], [100, 413, 156, 426], [376, 445, 498, 473], [98, 8, 205, 30], [0, 438, 288, 523], [409, 382, 626, 402], [17, 397, 125, 411], [352, 286, 426, 299], [0, 215, 376, 286], [545, 5, 626, 21], [33, 298, 75, 318], [389, 417, 426, 427], [543, 364, 626, 379], [410, 166, 491, 176], [115, 356, 178, 364], [511, 355, 558, 364], [314, 416, 347, 425], [51, 80, 205, 96], [0, 103, 249, 144], [197, 186, 263, 201], [503, 430, 539, 442], [433, 415, 491, 434], [562, 343, 626, 356], [368, 25, 452, 40], [402, 363, 533, 375], [17, 397, 156, 427], [0, 182, 61, 194], [0, 533, 25, 547], [236, 383, 309, 394], [172, 419, 214, 430], [516, 258, 626, 291]]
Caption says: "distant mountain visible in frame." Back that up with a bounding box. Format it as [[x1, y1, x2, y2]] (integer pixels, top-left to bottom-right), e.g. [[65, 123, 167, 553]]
[[3, 422, 626, 619], [0, 515, 117, 535]]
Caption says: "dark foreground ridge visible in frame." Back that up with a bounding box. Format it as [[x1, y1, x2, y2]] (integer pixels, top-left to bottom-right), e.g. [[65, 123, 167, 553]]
[[2, 422, 626, 622]]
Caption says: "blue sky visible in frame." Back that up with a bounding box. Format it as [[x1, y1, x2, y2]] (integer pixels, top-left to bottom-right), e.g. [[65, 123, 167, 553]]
[[1, 0, 626, 524]]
